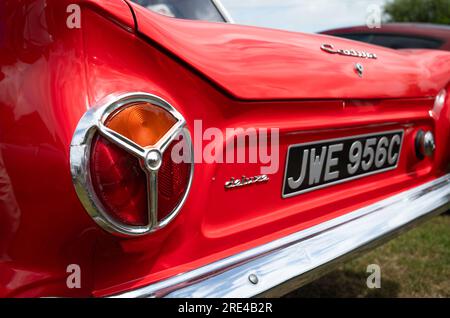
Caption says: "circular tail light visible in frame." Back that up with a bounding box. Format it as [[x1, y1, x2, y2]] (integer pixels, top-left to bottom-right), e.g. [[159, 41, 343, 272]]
[[70, 93, 193, 236]]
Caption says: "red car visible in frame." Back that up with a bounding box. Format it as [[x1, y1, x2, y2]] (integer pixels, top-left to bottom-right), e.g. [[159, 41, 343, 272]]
[[0, 0, 449, 298], [322, 23, 450, 51]]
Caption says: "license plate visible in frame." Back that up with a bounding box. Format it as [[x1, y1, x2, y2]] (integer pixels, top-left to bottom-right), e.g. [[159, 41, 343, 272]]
[[282, 130, 404, 198]]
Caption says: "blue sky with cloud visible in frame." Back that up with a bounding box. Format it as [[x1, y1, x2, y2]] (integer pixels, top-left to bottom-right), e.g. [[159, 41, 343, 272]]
[[221, 0, 389, 33]]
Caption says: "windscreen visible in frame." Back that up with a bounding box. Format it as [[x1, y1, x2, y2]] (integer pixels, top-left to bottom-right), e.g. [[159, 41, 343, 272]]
[[131, 0, 226, 22]]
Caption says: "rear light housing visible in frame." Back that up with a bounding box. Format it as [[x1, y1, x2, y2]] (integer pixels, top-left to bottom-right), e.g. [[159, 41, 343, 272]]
[[70, 93, 193, 236]]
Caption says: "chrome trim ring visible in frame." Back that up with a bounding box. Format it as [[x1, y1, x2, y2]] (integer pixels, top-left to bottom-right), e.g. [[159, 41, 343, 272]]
[[70, 92, 194, 236]]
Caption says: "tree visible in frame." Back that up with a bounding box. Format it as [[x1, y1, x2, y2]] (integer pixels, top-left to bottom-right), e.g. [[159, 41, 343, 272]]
[[384, 0, 450, 24]]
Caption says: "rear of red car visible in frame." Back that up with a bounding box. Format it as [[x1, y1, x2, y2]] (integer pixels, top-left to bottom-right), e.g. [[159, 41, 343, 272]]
[[0, 0, 449, 297]]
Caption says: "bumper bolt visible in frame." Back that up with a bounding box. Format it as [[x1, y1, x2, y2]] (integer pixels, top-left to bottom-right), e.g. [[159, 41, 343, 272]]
[[248, 273, 259, 285]]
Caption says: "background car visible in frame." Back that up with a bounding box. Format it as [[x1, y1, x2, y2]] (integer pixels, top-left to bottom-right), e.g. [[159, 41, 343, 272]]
[[321, 23, 450, 51]]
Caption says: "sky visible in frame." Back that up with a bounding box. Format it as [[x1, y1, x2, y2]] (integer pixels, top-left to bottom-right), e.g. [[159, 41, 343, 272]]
[[221, 0, 390, 33]]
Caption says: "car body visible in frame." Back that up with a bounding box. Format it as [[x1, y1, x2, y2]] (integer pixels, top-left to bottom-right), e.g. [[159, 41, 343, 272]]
[[0, 0, 449, 298], [321, 23, 450, 51]]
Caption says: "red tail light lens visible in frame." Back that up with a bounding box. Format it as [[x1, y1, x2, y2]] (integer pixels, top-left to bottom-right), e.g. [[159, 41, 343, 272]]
[[158, 140, 191, 220], [90, 134, 149, 226], [70, 93, 193, 236]]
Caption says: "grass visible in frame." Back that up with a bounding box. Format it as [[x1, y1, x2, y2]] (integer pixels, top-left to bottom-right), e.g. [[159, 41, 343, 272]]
[[284, 213, 450, 298]]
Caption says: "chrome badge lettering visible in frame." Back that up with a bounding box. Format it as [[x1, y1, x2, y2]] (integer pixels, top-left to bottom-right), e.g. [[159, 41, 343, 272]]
[[225, 174, 269, 189], [320, 44, 377, 59]]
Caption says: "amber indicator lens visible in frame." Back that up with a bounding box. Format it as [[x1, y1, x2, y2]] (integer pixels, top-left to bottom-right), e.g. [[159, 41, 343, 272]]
[[105, 102, 177, 147]]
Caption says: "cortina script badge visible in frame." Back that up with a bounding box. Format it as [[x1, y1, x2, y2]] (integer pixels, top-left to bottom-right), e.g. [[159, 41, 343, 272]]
[[320, 43, 377, 59]]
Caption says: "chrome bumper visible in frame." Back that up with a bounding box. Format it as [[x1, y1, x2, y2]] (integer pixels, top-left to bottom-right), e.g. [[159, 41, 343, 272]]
[[113, 174, 450, 298]]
